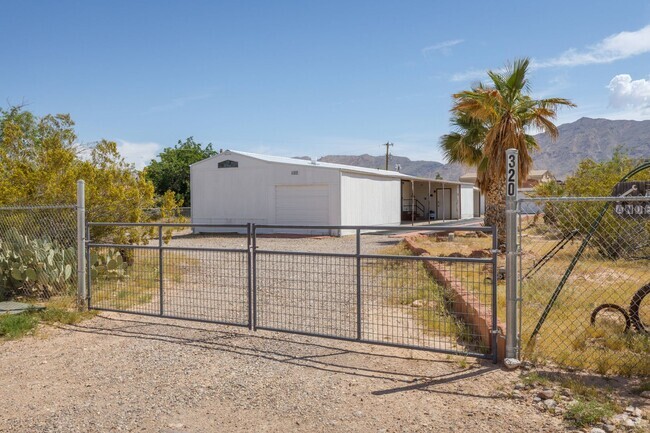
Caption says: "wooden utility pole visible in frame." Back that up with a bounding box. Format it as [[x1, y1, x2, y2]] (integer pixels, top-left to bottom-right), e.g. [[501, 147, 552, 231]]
[[383, 142, 393, 170]]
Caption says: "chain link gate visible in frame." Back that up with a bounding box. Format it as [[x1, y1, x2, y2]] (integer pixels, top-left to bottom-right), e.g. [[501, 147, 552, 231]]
[[86, 222, 500, 361]]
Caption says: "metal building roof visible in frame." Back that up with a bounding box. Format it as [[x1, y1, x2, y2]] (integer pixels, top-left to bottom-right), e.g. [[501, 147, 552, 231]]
[[193, 149, 474, 186]]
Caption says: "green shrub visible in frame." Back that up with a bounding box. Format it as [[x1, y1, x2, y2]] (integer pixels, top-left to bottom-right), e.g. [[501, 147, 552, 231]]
[[0, 313, 39, 339], [565, 400, 616, 427]]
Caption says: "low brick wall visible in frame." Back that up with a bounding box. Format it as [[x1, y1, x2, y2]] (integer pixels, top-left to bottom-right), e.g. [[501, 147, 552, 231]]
[[403, 236, 506, 361]]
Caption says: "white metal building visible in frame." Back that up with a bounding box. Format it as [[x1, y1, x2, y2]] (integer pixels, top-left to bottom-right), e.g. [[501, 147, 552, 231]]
[[190, 150, 477, 234]]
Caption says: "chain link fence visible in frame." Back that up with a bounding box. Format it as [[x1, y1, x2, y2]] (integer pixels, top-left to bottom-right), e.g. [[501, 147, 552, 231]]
[[0, 205, 78, 301], [518, 196, 649, 375]]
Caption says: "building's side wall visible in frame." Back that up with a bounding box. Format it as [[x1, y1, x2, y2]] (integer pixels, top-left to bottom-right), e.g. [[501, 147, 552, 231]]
[[340, 172, 401, 227], [191, 154, 341, 232]]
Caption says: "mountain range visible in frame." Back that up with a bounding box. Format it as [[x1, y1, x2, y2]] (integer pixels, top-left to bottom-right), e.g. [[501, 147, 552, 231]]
[[299, 117, 649, 181]]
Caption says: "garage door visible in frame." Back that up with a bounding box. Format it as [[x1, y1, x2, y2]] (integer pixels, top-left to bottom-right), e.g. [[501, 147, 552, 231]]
[[275, 185, 330, 225]]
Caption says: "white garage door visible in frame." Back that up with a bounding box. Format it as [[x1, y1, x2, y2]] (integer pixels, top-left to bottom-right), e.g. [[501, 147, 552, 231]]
[[275, 185, 330, 225]]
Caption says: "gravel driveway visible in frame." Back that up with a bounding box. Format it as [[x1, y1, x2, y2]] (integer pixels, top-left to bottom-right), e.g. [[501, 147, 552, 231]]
[[0, 313, 567, 433]]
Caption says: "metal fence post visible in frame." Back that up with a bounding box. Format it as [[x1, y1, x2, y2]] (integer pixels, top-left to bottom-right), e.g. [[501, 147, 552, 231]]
[[247, 223, 253, 330], [76, 180, 86, 310], [505, 149, 519, 361], [159, 225, 164, 316], [252, 224, 257, 331], [356, 228, 362, 340]]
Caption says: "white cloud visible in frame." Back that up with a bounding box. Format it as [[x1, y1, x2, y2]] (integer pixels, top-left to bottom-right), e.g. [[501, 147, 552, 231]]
[[422, 39, 463, 56], [607, 74, 650, 109], [536, 25, 650, 68], [116, 140, 161, 169], [451, 24, 650, 82]]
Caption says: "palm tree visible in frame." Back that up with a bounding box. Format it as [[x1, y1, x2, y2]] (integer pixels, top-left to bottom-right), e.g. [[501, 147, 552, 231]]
[[440, 58, 575, 243]]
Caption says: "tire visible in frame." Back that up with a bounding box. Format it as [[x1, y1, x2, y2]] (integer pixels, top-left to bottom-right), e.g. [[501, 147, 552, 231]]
[[629, 283, 650, 334], [590, 304, 631, 333]]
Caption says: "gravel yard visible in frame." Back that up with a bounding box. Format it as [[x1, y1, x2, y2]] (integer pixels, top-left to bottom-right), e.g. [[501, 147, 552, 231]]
[[0, 313, 568, 433], [0, 231, 567, 433]]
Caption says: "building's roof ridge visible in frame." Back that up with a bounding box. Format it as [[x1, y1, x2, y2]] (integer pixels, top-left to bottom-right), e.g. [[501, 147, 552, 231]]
[[193, 149, 474, 185]]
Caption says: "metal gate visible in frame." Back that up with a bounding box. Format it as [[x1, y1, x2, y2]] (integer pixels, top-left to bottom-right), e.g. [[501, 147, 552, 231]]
[[87, 222, 499, 361]]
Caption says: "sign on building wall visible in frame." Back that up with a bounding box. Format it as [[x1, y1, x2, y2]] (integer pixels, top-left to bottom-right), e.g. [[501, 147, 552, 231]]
[[612, 180, 650, 218]]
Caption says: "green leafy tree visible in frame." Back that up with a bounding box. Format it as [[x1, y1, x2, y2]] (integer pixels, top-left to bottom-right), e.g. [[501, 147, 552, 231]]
[[145, 137, 216, 207], [535, 151, 649, 259], [440, 58, 575, 243], [0, 106, 158, 243]]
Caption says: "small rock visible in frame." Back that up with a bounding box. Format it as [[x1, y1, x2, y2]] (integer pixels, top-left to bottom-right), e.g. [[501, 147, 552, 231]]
[[504, 358, 521, 370], [538, 389, 554, 400], [640, 391, 650, 399], [623, 419, 636, 428], [560, 388, 572, 397], [514, 382, 525, 390], [511, 390, 524, 400], [625, 406, 635, 414], [411, 299, 425, 308], [354, 411, 364, 418], [590, 428, 606, 433], [602, 425, 616, 433], [631, 408, 643, 418], [612, 414, 628, 425], [533, 397, 542, 403], [543, 399, 557, 410]]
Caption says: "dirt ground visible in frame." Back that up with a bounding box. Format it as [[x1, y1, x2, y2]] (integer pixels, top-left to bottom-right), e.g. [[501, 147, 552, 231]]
[[0, 313, 570, 433]]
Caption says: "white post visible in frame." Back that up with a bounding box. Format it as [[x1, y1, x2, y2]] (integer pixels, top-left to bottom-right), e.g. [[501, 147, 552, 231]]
[[505, 149, 519, 361], [77, 180, 86, 310]]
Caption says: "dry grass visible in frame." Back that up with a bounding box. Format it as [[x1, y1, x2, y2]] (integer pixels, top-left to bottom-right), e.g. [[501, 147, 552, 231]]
[[90, 250, 196, 310], [406, 230, 649, 376], [371, 242, 487, 353]]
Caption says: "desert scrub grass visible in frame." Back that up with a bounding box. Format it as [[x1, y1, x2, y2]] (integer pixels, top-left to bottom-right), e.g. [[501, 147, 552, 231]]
[[565, 400, 617, 428], [0, 297, 96, 341], [0, 313, 39, 340], [371, 242, 487, 353]]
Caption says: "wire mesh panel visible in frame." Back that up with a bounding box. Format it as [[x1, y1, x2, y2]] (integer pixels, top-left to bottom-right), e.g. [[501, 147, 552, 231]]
[[518, 197, 650, 375], [87, 223, 251, 327], [255, 252, 357, 338], [361, 256, 494, 356], [88, 246, 160, 315], [163, 248, 248, 325], [0, 205, 77, 300]]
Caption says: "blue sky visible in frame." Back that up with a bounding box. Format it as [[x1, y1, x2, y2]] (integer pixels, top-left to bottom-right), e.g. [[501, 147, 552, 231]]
[[2, 1, 650, 168]]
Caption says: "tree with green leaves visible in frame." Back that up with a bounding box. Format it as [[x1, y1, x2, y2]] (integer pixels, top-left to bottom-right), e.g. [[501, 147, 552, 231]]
[[0, 105, 161, 242], [535, 151, 649, 259], [145, 137, 215, 207], [440, 58, 575, 243]]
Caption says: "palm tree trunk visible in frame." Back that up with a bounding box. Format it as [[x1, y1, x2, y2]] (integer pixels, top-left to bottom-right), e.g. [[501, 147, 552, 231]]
[[484, 179, 506, 246]]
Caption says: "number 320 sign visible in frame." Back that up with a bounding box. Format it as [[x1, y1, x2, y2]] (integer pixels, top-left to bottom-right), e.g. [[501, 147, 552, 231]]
[[506, 150, 518, 198]]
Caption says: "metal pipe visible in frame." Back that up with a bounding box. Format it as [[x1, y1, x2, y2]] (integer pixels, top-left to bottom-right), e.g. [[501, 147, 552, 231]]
[[356, 228, 362, 340], [76, 180, 86, 310], [159, 225, 164, 316], [505, 149, 519, 359]]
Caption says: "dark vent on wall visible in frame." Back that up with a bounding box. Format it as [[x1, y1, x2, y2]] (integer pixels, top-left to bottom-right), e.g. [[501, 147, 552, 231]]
[[291, 170, 299, 175], [218, 160, 239, 168]]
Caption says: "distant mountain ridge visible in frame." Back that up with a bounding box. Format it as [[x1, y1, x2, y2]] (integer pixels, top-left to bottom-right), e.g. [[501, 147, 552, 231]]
[[298, 117, 649, 181]]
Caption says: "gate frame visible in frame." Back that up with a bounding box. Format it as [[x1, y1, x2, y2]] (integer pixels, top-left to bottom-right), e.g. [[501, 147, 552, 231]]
[[86, 222, 499, 362]]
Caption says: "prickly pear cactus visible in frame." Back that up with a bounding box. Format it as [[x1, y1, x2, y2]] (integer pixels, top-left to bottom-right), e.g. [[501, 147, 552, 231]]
[[0, 228, 76, 299]]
